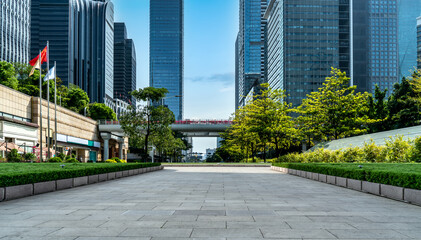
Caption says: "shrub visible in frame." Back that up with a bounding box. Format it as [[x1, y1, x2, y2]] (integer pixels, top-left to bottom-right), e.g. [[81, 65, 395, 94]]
[[7, 149, 21, 162], [341, 147, 363, 163], [0, 162, 161, 187], [48, 157, 62, 163], [23, 153, 36, 162], [411, 136, 421, 163], [57, 152, 66, 160], [385, 136, 412, 162], [105, 159, 117, 163], [362, 140, 385, 162], [65, 158, 79, 163]]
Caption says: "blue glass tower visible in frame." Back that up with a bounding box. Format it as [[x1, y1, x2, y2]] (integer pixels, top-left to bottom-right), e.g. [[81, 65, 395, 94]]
[[398, 0, 421, 77], [418, 17, 421, 69], [236, 0, 268, 108], [31, 0, 114, 106], [150, 0, 184, 121]]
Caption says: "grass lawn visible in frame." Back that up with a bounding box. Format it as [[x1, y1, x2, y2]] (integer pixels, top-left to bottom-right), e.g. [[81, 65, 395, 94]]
[[273, 162, 421, 190], [0, 162, 159, 187]]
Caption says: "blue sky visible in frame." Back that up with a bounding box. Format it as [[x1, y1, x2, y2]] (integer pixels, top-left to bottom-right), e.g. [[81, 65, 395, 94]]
[[113, 0, 239, 153]]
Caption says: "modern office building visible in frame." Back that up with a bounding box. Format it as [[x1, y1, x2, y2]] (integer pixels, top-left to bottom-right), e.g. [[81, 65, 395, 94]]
[[0, 0, 31, 63], [30, 0, 114, 106], [398, 0, 421, 77], [236, 0, 268, 108], [150, 0, 184, 120], [264, 0, 350, 107], [366, 0, 399, 93], [114, 22, 136, 107], [417, 16, 421, 69]]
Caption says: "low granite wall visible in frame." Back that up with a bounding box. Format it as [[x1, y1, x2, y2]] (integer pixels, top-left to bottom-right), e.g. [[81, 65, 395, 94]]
[[271, 166, 421, 207]]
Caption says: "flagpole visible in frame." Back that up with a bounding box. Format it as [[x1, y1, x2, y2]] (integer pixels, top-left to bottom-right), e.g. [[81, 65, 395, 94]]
[[47, 41, 50, 160], [54, 61, 57, 155], [39, 50, 43, 162]]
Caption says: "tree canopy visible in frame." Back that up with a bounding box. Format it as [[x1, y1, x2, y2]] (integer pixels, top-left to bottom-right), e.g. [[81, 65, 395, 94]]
[[88, 103, 117, 120]]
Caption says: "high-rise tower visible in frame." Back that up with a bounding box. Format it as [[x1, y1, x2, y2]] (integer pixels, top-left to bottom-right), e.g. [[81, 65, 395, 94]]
[[0, 0, 31, 63], [30, 0, 114, 106], [236, 0, 268, 108], [398, 0, 421, 77], [114, 22, 136, 107], [417, 16, 421, 69], [150, 0, 184, 120], [264, 0, 351, 107]]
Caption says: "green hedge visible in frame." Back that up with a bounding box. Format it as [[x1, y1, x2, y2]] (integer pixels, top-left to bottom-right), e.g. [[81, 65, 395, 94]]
[[273, 163, 421, 190], [0, 162, 160, 187]]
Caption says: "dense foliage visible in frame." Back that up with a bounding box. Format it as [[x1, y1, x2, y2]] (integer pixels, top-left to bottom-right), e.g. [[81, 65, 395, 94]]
[[119, 87, 189, 162], [276, 136, 421, 164], [0, 61, 116, 118], [87, 103, 117, 120], [221, 68, 421, 162], [273, 162, 421, 190], [0, 162, 161, 187]]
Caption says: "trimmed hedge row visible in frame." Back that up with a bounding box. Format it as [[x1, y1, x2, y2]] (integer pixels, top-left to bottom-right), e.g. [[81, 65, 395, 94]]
[[0, 163, 160, 187], [273, 163, 421, 190]]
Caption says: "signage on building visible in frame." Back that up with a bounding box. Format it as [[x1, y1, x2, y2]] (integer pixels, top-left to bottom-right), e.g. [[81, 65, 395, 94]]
[[57, 134, 100, 148]]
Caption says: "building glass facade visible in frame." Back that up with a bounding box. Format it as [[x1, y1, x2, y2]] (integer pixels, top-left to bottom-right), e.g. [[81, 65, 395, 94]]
[[31, 0, 114, 106], [398, 0, 421, 77], [236, 0, 268, 108], [367, 0, 399, 94], [0, 0, 31, 63], [265, 0, 350, 107], [417, 16, 421, 69], [150, 0, 184, 121], [114, 22, 136, 107]]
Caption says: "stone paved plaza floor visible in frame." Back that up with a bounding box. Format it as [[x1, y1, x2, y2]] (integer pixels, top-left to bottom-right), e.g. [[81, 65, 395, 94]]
[[1, 167, 421, 239]]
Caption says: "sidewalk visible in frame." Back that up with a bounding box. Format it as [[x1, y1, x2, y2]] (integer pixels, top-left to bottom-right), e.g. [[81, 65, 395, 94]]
[[0, 167, 420, 239]]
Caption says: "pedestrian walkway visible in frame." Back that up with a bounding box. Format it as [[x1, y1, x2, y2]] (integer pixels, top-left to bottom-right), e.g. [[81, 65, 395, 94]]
[[1, 167, 421, 239]]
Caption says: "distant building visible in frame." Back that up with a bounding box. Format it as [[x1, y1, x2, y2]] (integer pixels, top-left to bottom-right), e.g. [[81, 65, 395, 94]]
[[30, 0, 115, 107], [206, 148, 216, 159], [236, 0, 268, 108], [418, 17, 421, 70], [150, 0, 184, 120], [114, 22, 136, 107], [264, 0, 351, 107], [398, 0, 421, 77], [0, 0, 31, 63]]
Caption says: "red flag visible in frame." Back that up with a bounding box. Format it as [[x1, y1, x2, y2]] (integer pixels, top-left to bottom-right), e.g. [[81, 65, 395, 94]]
[[29, 46, 48, 66]]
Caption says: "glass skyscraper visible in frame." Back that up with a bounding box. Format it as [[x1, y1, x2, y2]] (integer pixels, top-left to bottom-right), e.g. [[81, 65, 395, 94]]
[[31, 0, 114, 106], [367, 0, 399, 93], [417, 16, 421, 69], [150, 0, 184, 121], [114, 22, 136, 107], [398, 0, 421, 77], [236, 0, 268, 108], [264, 0, 350, 107], [0, 0, 31, 64]]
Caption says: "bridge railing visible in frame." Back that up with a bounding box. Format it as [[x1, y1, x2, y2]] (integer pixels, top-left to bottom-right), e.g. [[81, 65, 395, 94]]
[[98, 119, 233, 125], [173, 120, 233, 125]]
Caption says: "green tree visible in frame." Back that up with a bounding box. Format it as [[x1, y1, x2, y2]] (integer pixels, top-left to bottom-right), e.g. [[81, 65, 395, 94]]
[[367, 84, 388, 132], [88, 103, 117, 120], [387, 74, 421, 129], [119, 87, 175, 156], [7, 149, 21, 162], [0, 61, 19, 90], [297, 68, 373, 141], [65, 86, 90, 113]]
